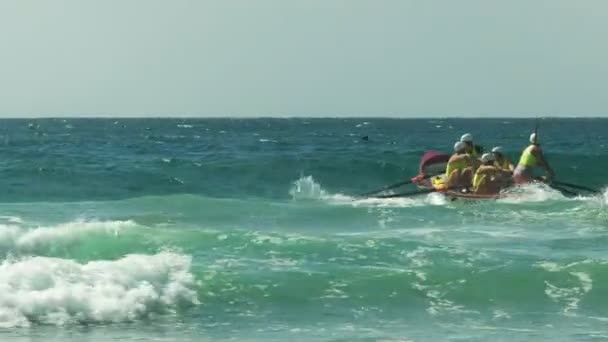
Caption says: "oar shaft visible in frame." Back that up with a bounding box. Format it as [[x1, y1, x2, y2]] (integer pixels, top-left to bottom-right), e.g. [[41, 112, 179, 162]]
[[359, 173, 437, 197], [373, 188, 436, 198], [358, 179, 413, 197], [535, 177, 588, 196], [550, 184, 578, 197], [552, 181, 599, 193]]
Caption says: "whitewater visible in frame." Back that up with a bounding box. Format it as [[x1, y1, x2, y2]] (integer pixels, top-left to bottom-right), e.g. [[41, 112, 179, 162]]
[[0, 118, 607, 341]]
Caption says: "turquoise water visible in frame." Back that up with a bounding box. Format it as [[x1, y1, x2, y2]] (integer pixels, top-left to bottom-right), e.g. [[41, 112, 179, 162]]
[[0, 118, 607, 341]]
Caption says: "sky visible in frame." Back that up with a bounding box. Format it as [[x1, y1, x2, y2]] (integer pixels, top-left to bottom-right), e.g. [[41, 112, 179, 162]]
[[0, 0, 607, 118]]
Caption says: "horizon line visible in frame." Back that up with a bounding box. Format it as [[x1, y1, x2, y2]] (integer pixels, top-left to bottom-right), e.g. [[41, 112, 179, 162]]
[[0, 115, 606, 120]]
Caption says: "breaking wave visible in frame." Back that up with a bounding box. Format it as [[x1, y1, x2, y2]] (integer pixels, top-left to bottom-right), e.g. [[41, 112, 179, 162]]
[[0, 252, 199, 327]]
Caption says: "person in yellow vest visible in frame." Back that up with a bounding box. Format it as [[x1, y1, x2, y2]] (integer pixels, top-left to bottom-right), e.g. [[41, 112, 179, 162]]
[[473, 153, 510, 195], [445, 141, 479, 189], [491, 146, 515, 172], [460, 133, 483, 158], [513, 133, 555, 184]]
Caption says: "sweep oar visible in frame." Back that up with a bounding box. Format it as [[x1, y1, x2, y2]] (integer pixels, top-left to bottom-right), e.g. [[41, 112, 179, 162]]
[[551, 181, 600, 194], [530, 120, 596, 195], [372, 188, 438, 199], [359, 173, 435, 197], [534, 177, 586, 197], [549, 184, 579, 197]]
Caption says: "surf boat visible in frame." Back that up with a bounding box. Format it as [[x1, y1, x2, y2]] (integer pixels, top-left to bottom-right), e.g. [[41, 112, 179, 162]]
[[410, 150, 596, 200], [363, 151, 598, 201], [412, 151, 506, 201]]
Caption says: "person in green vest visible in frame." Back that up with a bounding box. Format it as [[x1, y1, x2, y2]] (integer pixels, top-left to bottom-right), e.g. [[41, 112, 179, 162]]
[[513, 133, 555, 184]]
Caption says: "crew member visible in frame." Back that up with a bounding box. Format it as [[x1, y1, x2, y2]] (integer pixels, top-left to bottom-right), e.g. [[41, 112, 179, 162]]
[[513, 133, 555, 184], [445, 141, 478, 189], [473, 153, 509, 195], [460, 133, 483, 157], [491, 146, 515, 172]]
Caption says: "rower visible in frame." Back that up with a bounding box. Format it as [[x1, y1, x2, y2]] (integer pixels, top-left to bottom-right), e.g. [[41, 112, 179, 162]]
[[473, 153, 509, 195], [460, 133, 483, 158], [445, 141, 478, 189], [491, 146, 515, 172], [513, 133, 555, 184]]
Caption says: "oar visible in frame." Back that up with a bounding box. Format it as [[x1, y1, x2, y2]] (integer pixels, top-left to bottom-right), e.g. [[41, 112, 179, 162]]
[[551, 181, 600, 194], [534, 177, 584, 197], [358, 173, 436, 197], [549, 184, 579, 197], [531, 119, 595, 195], [358, 179, 414, 197], [372, 188, 438, 199]]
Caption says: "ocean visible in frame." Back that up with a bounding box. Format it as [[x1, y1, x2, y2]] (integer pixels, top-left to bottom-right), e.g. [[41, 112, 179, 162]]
[[0, 118, 607, 341]]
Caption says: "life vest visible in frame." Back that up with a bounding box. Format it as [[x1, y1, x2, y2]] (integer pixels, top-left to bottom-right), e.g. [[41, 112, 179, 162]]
[[445, 154, 473, 178], [494, 158, 511, 170], [518, 145, 538, 168], [473, 165, 502, 192]]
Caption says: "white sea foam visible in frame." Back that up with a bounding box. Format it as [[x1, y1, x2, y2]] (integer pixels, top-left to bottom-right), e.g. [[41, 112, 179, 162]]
[[289, 175, 444, 207], [259, 138, 278, 143], [536, 259, 596, 272], [544, 278, 590, 315], [497, 183, 566, 204], [350, 197, 426, 208], [539, 261, 594, 314], [0, 220, 137, 252], [492, 309, 512, 320], [289, 176, 327, 200], [0, 252, 199, 327], [0, 216, 24, 225]]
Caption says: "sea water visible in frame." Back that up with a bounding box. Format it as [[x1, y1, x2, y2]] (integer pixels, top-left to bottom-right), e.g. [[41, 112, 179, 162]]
[[0, 118, 607, 341]]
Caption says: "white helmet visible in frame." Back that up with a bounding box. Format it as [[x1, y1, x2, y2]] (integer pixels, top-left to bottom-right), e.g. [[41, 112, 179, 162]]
[[454, 141, 466, 152], [460, 133, 473, 143], [481, 153, 495, 163], [530, 133, 538, 144], [491, 146, 503, 154]]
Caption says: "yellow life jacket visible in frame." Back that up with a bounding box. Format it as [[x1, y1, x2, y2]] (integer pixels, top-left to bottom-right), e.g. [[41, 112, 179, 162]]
[[518, 145, 538, 168], [472, 173, 486, 191], [445, 154, 471, 179], [494, 158, 511, 170], [473, 166, 501, 191]]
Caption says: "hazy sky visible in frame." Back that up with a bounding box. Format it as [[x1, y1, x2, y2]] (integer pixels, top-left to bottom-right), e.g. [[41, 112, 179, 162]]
[[0, 0, 607, 117]]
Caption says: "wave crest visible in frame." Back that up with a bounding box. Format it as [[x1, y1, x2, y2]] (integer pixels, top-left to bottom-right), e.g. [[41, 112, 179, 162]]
[[0, 220, 138, 253]]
